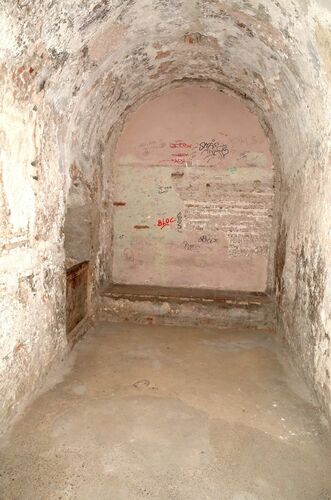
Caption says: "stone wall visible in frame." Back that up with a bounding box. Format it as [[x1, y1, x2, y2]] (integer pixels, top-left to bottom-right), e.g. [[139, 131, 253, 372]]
[[0, 63, 67, 432], [0, 0, 330, 432]]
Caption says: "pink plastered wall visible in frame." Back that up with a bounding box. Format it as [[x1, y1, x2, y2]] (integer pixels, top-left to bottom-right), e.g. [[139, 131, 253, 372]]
[[111, 86, 274, 291]]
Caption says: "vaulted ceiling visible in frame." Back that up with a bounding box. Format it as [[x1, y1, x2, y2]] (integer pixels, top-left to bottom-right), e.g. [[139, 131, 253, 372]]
[[2, 0, 330, 180]]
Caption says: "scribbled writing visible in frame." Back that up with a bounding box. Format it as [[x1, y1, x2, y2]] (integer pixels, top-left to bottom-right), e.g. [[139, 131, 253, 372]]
[[183, 241, 197, 251], [170, 142, 192, 148], [199, 139, 229, 161], [171, 152, 189, 164], [170, 141, 191, 163], [158, 186, 172, 194], [199, 234, 217, 244], [177, 212, 183, 232], [157, 217, 176, 229]]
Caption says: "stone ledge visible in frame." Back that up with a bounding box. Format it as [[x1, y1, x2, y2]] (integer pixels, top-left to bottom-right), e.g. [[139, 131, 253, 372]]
[[99, 284, 275, 329]]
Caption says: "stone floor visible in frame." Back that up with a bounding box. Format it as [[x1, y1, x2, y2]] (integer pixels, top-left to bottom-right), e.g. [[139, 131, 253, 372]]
[[0, 322, 330, 500]]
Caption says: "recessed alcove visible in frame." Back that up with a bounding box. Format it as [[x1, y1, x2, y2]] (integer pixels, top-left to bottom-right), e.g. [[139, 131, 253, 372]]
[[99, 85, 276, 327], [111, 86, 275, 292]]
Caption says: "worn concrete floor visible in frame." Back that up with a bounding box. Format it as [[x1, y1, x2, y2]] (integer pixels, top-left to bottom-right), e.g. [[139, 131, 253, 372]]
[[0, 322, 330, 500]]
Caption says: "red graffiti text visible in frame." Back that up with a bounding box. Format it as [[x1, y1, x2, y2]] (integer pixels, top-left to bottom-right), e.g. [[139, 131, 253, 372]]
[[171, 158, 186, 164], [170, 142, 192, 148], [157, 217, 176, 229]]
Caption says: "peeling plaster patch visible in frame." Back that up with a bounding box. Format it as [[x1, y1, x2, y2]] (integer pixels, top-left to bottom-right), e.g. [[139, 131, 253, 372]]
[[88, 23, 127, 61], [316, 0, 331, 11], [0, 112, 35, 232], [155, 50, 171, 59], [183, 32, 219, 48], [307, 41, 321, 74], [315, 24, 331, 81]]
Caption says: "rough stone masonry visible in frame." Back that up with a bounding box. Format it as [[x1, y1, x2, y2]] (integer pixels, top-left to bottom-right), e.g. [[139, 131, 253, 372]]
[[0, 0, 330, 434]]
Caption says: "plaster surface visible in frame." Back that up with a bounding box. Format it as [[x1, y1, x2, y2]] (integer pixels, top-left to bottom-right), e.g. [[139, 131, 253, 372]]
[[0, 322, 330, 500], [112, 87, 274, 291]]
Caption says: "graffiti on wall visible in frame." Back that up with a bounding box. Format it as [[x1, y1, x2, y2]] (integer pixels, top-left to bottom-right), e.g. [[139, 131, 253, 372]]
[[112, 86, 274, 291], [199, 139, 229, 162], [157, 217, 176, 229], [158, 185, 172, 194], [171, 153, 189, 164], [169, 141, 192, 164], [170, 142, 192, 149], [199, 234, 217, 244], [183, 240, 198, 251], [177, 212, 183, 232]]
